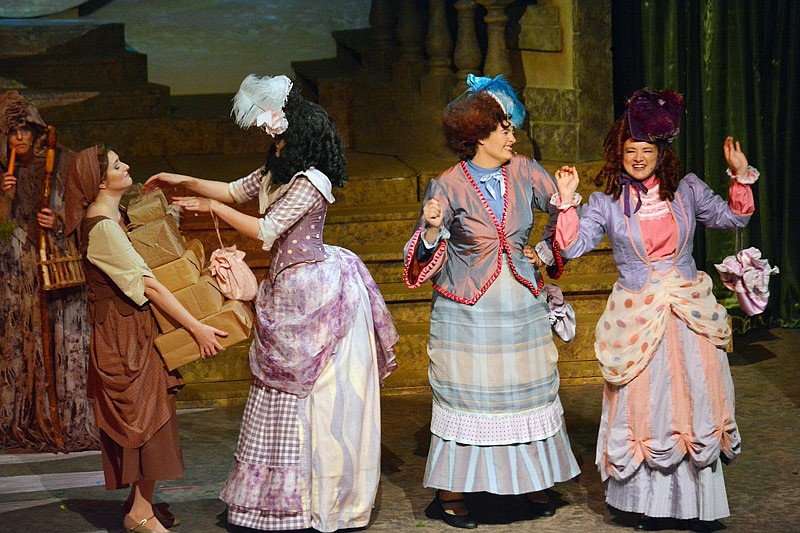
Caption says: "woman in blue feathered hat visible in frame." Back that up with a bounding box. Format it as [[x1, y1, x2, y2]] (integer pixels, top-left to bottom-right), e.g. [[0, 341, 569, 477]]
[[403, 75, 580, 528]]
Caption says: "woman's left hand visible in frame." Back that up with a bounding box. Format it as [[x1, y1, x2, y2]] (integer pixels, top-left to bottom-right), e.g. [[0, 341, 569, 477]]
[[723, 136, 749, 178], [523, 244, 545, 267], [172, 196, 214, 214]]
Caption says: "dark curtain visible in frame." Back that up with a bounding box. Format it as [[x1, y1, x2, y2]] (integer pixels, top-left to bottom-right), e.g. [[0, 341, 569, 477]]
[[612, 0, 800, 327]]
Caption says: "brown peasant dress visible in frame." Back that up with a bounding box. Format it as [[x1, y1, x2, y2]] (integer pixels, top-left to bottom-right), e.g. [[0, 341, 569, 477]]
[[80, 215, 183, 489], [0, 146, 99, 453]]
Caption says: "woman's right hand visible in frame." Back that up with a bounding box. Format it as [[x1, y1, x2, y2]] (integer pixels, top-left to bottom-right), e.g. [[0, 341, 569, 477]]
[[554, 166, 580, 204], [423, 198, 443, 229], [190, 323, 228, 358], [2, 171, 16, 193], [143, 172, 189, 193]]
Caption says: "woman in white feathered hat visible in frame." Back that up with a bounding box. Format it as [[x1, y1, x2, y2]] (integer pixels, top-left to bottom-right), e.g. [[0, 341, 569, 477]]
[[145, 74, 398, 532]]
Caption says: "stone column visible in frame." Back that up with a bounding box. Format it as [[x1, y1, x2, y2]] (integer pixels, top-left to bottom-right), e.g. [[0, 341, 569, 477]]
[[453, 0, 482, 85], [368, 0, 396, 68], [426, 0, 453, 78], [421, 0, 455, 107], [477, 0, 513, 78], [395, 0, 426, 85]]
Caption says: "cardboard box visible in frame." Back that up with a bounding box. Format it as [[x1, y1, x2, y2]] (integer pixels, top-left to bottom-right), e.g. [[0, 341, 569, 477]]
[[156, 300, 255, 371], [129, 216, 185, 268], [152, 274, 225, 333], [152, 239, 205, 292], [127, 189, 168, 225]]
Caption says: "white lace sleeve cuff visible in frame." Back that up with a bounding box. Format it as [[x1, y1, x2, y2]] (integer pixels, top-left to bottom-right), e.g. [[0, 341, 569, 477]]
[[421, 226, 450, 248], [726, 165, 759, 185], [534, 240, 555, 267], [550, 191, 582, 210]]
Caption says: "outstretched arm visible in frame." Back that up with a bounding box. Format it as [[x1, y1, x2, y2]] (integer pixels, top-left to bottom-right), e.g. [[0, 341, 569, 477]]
[[145, 172, 235, 203], [172, 196, 261, 241]]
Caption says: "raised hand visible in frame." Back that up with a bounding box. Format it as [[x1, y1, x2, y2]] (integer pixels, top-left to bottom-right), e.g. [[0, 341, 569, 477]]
[[723, 136, 749, 178], [555, 166, 580, 203], [423, 198, 443, 229], [2, 170, 16, 193]]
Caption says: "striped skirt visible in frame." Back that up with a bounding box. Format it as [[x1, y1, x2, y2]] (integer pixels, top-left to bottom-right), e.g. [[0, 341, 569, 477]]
[[597, 313, 741, 520], [424, 259, 579, 494], [223, 276, 382, 531]]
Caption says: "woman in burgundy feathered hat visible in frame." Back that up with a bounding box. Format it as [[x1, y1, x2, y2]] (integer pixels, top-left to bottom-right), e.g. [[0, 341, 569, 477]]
[[551, 89, 759, 530]]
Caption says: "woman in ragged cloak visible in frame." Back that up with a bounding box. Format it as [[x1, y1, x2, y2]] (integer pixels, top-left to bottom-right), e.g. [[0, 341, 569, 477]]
[[0, 90, 97, 452]]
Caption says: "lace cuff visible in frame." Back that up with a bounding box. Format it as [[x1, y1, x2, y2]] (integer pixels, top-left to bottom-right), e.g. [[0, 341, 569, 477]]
[[726, 165, 759, 185], [534, 240, 554, 267], [550, 192, 582, 210]]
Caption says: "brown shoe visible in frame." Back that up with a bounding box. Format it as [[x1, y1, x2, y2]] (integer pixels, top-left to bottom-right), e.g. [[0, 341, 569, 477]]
[[123, 514, 159, 533], [121, 502, 180, 528]]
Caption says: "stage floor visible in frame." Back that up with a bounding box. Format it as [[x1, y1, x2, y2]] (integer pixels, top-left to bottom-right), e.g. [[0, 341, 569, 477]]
[[1, 328, 798, 532]]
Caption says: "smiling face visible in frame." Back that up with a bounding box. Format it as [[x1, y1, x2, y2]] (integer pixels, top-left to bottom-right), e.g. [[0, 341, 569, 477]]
[[474, 121, 516, 167], [100, 150, 132, 193], [623, 138, 659, 181]]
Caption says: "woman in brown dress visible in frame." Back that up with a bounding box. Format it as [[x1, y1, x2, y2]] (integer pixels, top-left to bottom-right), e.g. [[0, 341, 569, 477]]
[[64, 146, 227, 533]]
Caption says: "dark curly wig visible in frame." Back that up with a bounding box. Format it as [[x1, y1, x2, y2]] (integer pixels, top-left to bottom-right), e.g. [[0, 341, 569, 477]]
[[263, 87, 348, 188], [442, 92, 508, 161], [595, 115, 682, 201]]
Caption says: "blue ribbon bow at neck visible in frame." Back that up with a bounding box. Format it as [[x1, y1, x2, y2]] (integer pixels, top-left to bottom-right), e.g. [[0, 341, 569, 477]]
[[618, 172, 649, 217], [480, 169, 504, 199]]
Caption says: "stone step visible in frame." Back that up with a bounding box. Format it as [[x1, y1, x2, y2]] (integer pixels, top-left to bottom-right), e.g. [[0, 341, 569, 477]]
[[55, 116, 270, 158], [382, 313, 605, 390], [2, 51, 150, 89], [0, 20, 127, 57], [330, 28, 373, 66], [381, 285, 610, 325], [21, 85, 171, 122]]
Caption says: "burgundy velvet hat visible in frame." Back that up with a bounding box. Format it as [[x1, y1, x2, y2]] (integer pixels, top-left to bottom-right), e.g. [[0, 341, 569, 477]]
[[626, 88, 684, 144]]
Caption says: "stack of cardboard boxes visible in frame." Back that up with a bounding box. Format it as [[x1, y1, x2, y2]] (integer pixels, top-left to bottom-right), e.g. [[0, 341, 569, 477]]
[[126, 190, 255, 371]]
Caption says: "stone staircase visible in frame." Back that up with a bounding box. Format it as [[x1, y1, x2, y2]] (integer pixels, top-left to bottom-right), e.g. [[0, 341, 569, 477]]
[[2, 18, 616, 407], [173, 156, 615, 405]]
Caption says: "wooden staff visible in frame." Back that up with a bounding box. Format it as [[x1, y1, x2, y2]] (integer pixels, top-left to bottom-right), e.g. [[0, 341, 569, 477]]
[[0, 147, 15, 221], [38, 125, 63, 447]]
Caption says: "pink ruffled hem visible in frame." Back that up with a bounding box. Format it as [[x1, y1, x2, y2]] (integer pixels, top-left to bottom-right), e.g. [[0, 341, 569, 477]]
[[220, 460, 304, 513]]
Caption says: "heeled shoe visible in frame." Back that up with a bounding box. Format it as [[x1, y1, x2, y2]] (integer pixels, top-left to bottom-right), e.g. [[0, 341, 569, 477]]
[[634, 516, 658, 530], [123, 514, 160, 533], [424, 493, 478, 529], [121, 501, 181, 528], [526, 499, 556, 517]]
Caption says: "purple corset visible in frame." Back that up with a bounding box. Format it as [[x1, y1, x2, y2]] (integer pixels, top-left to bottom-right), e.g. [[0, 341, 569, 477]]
[[269, 202, 328, 282]]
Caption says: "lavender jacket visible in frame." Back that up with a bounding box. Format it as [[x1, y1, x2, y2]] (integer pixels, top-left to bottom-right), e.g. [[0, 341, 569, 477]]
[[562, 173, 751, 291], [404, 155, 560, 304]]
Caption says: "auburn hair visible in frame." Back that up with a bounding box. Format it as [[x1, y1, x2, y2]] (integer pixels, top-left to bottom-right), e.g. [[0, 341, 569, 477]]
[[594, 115, 682, 201], [442, 92, 508, 160]]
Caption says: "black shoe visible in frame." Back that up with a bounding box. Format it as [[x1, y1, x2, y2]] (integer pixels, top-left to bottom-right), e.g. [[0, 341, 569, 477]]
[[635, 517, 658, 530], [526, 499, 556, 517], [425, 495, 478, 529]]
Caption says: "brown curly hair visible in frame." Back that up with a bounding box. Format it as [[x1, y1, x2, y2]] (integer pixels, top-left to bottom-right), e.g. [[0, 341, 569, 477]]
[[595, 115, 682, 201], [442, 92, 508, 160]]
